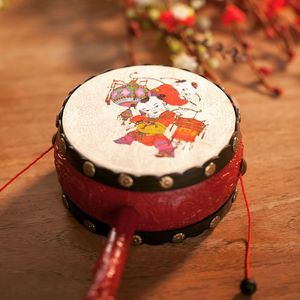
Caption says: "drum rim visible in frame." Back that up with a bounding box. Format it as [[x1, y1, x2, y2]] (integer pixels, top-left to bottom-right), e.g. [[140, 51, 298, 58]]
[[53, 65, 241, 192]]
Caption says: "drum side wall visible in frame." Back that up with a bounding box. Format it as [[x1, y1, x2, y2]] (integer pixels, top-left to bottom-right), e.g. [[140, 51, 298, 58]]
[[54, 141, 243, 231]]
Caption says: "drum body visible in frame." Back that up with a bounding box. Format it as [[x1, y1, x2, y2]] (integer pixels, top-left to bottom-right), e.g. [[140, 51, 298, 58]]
[[54, 139, 243, 232], [52, 65, 247, 299], [54, 65, 243, 238]]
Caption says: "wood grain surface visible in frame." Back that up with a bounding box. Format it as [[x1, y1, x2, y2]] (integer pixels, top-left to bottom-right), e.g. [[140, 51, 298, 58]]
[[0, 1, 299, 300]]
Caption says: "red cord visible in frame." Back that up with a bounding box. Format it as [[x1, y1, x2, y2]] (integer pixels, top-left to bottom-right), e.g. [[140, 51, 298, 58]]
[[239, 175, 252, 279], [0, 145, 54, 193]]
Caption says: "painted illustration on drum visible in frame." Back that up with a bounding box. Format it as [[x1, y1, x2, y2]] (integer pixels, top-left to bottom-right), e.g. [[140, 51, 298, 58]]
[[105, 73, 207, 158]]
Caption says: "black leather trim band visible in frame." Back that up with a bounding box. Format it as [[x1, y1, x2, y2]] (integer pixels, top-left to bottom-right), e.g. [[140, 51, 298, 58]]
[[62, 189, 236, 245]]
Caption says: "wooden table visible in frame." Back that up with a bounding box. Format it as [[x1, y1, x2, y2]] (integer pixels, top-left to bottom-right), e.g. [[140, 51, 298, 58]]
[[0, 1, 299, 299]]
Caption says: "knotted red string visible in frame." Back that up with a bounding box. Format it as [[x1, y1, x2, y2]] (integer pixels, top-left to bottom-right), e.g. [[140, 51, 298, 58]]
[[0, 145, 54, 193], [238, 174, 257, 295], [239, 174, 252, 279]]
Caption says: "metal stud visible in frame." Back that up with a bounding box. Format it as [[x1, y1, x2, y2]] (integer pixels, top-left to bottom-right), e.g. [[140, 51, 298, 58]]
[[204, 162, 217, 177], [232, 136, 239, 153], [240, 159, 247, 176], [132, 235, 142, 246], [172, 233, 186, 243], [83, 220, 96, 232], [52, 132, 57, 145], [62, 194, 70, 209], [59, 137, 67, 153], [159, 176, 174, 189], [118, 173, 134, 188], [209, 215, 221, 229], [55, 113, 60, 128], [232, 190, 238, 203], [83, 161, 96, 177]]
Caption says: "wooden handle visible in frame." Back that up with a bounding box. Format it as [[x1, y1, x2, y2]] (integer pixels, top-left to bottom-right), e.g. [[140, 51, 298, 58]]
[[84, 206, 139, 300]]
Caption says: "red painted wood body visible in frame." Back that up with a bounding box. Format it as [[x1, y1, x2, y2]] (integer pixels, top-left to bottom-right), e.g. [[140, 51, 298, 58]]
[[54, 139, 243, 232]]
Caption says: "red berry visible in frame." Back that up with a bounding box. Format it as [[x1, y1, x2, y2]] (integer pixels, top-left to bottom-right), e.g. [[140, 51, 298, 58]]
[[258, 67, 273, 76], [287, 50, 296, 62], [272, 87, 283, 97], [222, 4, 246, 25], [266, 27, 276, 38]]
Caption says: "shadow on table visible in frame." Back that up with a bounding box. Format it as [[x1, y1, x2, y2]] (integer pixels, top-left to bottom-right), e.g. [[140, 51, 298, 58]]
[[118, 231, 214, 300], [0, 171, 104, 300], [232, 293, 253, 300], [0, 170, 216, 300]]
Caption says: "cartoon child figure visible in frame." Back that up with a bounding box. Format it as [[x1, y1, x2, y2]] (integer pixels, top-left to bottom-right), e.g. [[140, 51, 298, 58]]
[[106, 77, 205, 158], [114, 93, 178, 157]]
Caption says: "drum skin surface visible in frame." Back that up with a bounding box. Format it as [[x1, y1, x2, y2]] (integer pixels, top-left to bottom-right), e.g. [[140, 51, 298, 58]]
[[54, 138, 243, 232]]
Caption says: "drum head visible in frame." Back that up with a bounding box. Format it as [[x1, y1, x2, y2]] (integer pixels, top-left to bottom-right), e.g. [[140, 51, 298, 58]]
[[62, 65, 236, 177]]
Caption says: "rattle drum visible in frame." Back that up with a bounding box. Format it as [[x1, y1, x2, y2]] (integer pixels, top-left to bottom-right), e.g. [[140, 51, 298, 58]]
[[53, 65, 245, 299]]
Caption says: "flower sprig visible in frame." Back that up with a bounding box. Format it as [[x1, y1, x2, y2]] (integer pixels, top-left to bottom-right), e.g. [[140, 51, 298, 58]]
[[121, 0, 300, 97]]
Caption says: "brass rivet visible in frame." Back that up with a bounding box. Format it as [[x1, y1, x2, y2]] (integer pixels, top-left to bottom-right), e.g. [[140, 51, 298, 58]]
[[159, 176, 174, 189], [83, 220, 96, 232], [55, 113, 60, 128], [59, 137, 67, 153], [232, 136, 239, 153], [235, 107, 241, 123], [132, 235, 142, 246], [118, 173, 134, 188], [232, 190, 238, 203], [238, 112, 241, 123], [204, 162, 216, 177], [172, 233, 186, 243], [52, 132, 57, 145], [62, 194, 70, 209], [240, 159, 247, 176], [83, 161, 96, 177], [209, 215, 221, 229]]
